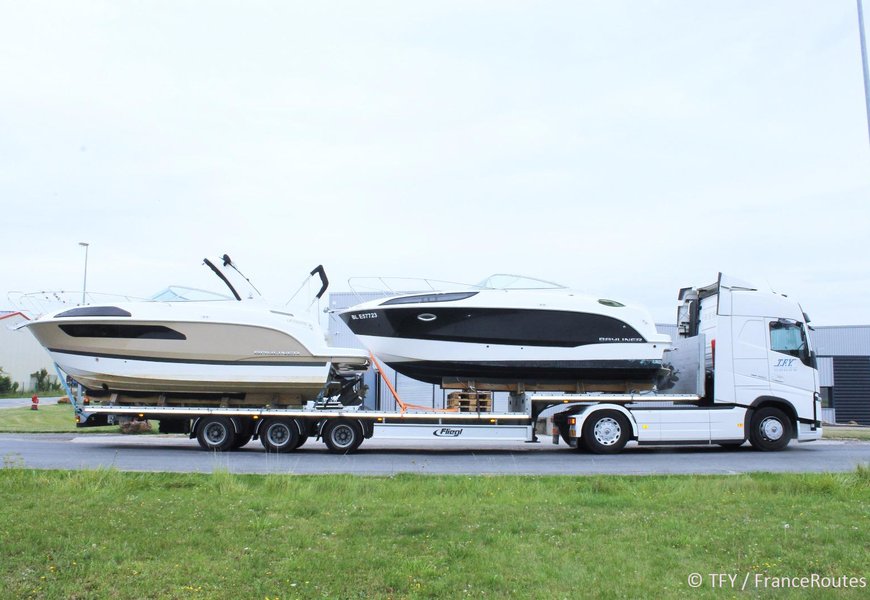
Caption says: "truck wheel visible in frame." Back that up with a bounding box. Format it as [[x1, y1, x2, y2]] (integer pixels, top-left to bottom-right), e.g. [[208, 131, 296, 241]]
[[582, 411, 630, 454], [323, 419, 363, 453], [749, 407, 792, 451], [260, 418, 300, 453], [230, 420, 253, 449], [196, 416, 236, 452]]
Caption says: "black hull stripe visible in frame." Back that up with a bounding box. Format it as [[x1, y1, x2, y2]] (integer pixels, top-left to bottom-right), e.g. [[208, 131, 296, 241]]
[[388, 359, 663, 386], [48, 348, 328, 367]]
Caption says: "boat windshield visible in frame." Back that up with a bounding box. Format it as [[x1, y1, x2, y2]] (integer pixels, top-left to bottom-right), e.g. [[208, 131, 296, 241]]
[[475, 274, 565, 290], [150, 286, 233, 302]]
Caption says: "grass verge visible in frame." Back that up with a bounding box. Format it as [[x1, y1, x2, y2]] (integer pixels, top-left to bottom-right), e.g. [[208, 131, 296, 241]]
[[0, 403, 119, 434], [823, 427, 870, 441], [1, 468, 868, 598]]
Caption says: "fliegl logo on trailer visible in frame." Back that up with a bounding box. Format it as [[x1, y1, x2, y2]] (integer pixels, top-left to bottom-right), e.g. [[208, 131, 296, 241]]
[[433, 427, 464, 437]]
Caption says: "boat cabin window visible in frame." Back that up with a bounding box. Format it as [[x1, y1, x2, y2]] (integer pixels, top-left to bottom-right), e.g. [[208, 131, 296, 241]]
[[382, 292, 479, 306], [56, 306, 132, 318], [59, 324, 187, 340], [769, 319, 811, 367]]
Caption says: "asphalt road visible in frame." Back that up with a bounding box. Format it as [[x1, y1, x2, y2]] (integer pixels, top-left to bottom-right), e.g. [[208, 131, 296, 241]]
[[1, 433, 868, 475]]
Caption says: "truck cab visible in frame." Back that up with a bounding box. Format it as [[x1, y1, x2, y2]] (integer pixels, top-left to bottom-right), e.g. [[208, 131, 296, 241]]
[[553, 274, 822, 454]]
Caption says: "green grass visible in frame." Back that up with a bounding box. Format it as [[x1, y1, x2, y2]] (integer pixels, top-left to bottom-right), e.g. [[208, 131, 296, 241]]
[[0, 403, 119, 434], [823, 428, 870, 441], [0, 469, 867, 599]]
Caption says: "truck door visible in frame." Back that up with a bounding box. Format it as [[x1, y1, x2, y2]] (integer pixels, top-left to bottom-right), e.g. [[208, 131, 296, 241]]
[[731, 317, 770, 405], [767, 319, 816, 402]]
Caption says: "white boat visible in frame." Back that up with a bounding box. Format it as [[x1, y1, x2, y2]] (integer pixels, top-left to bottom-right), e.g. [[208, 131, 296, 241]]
[[339, 274, 670, 387], [22, 256, 369, 404]]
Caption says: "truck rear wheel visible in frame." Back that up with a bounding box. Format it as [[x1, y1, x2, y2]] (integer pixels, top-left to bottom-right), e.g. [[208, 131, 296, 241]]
[[582, 411, 630, 454], [260, 418, 300, 453], [749, 407, 792, 451], [196, 416, 236, 452], [323, 419, 363, 453]]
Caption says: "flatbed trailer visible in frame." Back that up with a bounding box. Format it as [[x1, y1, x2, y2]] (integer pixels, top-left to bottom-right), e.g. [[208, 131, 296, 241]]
[[60, 273, 822, 454]]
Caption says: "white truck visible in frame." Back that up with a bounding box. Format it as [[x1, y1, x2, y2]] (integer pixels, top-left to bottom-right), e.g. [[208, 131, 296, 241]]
[[64, 274, 822, 453]]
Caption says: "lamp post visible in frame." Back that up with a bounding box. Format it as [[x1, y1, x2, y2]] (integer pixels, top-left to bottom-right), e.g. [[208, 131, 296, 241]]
[[79, 242, 90, 305]]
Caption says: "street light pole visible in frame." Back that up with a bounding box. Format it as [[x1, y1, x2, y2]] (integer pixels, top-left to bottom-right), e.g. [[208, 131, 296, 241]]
[[859, 0, 870, 146], [79, 242, 90, 305]]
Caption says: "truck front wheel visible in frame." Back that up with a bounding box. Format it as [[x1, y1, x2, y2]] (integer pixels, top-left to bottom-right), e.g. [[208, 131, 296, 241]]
[[196, 416, 236, 452], [582, 411, 630, 454], [749, 407, 792, 451]]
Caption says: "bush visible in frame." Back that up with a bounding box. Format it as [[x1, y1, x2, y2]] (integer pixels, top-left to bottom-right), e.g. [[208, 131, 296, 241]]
[[30, 368, 62, 394], [0, 367, 19, 395]]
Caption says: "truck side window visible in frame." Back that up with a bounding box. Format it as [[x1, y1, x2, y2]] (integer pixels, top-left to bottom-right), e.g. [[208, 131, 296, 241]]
[[769, 320, 811, 367]]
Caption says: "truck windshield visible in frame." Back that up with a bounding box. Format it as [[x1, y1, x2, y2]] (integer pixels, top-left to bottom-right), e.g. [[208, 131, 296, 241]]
[[769, 320, 811, 367]]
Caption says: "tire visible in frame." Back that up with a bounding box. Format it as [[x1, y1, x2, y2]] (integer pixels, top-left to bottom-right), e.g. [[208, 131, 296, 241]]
[[230, 420, 253, 450], [260, 418, 300, 453], [323, 419, 363, 453], [196, 416, 236, 452], [749, 407, 793, 451], [231, 432, 253, 450], [581, 411, 631, 454]]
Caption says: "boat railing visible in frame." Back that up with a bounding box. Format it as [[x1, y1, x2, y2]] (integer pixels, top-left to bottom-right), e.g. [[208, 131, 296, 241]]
[[7, 290, 150, 318], [346, 274, 567, 302], [346, 276, 479, 303]]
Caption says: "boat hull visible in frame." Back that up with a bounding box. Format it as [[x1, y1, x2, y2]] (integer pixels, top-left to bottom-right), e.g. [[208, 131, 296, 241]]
[[341, 301, 670, 386], [26, 303, 369, 398], [47, 348, 333, 395]]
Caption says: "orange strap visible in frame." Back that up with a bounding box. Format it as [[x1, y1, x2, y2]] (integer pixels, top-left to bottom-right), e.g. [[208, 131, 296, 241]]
[[369, 352, 458, 413]]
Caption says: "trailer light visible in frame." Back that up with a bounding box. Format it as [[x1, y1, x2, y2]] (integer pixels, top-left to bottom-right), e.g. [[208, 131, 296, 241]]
[[138, 413, 144, 418], [252, 415, 259, 420], [642, 424, 649, 430], [489, 419, 497, 424], [737, 423, 743, 428], [568, 418, 576, 425], [563, 400, 569, 403], [75, 416, 81, 423], [377, 417, 383, 422]]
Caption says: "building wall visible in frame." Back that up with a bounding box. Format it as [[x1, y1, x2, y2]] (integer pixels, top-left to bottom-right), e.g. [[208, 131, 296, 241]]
[[0, 313, 55, 392], [832, 357, 870, 425]]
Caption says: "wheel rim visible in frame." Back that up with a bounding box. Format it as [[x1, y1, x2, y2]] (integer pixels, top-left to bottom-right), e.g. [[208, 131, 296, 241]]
[[593, 417, 621, 446], [266, 423, 291, 447], [331, 424, 355, 449], [204, 422, 228, 446], [759, 417, 784, 441]]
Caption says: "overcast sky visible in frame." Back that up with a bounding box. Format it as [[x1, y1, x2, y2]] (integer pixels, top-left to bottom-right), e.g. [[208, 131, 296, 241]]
[[2, 1, 869, 326]]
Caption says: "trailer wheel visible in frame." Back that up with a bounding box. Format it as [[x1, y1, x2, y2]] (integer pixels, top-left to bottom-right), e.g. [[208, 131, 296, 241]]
[[196, 416, 236, 452], [323, 419, 363, 453], [231, 420, 253, 449], [749, 407, 792, 451], [260, 418, 300, 453], [582, 411, 630, 454]]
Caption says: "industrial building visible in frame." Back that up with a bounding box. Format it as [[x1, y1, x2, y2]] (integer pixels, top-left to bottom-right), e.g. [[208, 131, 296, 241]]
[[0, 312, 56, 393], [327, 292, 870, 425]]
